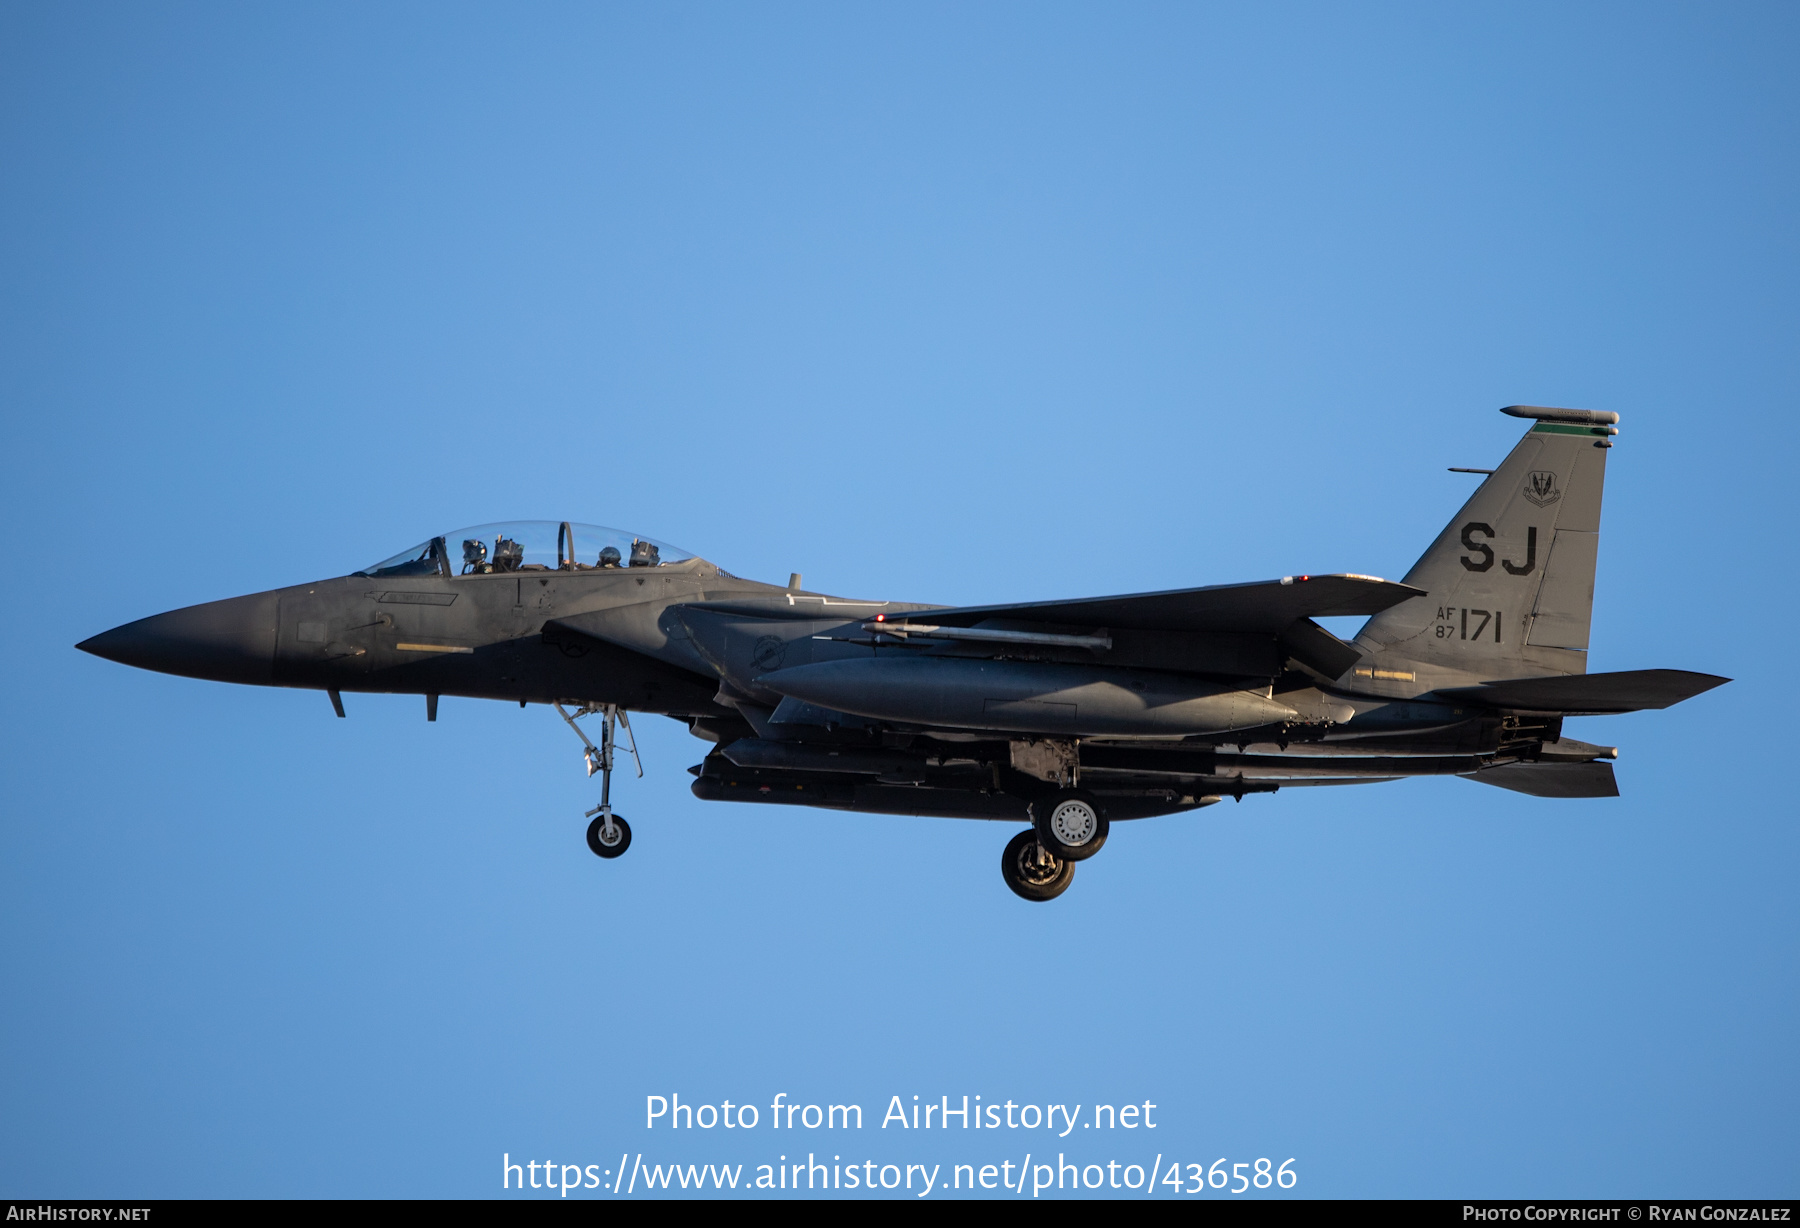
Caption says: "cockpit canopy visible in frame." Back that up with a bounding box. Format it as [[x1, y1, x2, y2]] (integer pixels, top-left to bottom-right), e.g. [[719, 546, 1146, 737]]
[[357, 521, 696, 578]]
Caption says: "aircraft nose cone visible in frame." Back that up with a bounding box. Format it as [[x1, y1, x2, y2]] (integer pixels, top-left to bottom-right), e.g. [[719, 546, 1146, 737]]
[[77, 591, 278, 684]]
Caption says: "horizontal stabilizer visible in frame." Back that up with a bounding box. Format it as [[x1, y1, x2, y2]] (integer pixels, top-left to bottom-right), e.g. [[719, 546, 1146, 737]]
[[1435, 669, 1729, 714], [1466, 761, 1619, 798], [908, 574, 1422, 636]]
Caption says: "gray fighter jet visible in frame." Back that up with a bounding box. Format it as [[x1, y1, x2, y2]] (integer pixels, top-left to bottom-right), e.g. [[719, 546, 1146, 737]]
[[79, 406, 1726, 900]]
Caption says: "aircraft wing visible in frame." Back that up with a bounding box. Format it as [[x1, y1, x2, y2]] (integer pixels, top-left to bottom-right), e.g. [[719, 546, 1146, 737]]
[[1435, 669, 1730, 715], [896, 574, 1424, 635]]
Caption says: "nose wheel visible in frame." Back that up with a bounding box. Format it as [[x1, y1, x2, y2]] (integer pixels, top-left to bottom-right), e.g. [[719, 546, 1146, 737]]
[[557, 702, 641, 861], [585, 812, 632, 858]]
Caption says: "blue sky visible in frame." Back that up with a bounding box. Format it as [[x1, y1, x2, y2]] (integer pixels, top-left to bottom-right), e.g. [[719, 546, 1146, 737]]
[[2, 2, 1795, 1198]]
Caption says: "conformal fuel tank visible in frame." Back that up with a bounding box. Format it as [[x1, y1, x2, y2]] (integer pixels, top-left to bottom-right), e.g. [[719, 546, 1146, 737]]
[[756, 656, 1296, 736]]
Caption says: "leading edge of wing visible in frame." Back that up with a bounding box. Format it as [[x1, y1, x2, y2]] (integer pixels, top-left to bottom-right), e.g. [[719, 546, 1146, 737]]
[[902, 574, 1425, 635]]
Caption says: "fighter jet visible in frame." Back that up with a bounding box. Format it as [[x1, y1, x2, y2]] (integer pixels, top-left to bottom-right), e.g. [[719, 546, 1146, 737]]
[[78, 406, 1726, 900]]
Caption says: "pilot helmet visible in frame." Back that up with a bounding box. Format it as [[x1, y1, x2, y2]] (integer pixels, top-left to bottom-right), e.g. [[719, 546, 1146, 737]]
[[597, 545, 622, 568], [462, 539, 488, 569], [628, 538, 660, 567]]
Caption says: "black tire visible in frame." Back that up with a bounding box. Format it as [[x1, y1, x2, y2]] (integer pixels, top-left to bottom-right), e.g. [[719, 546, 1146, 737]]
[[585, 814, 632, 859], [1030, 789, 1109, 861], [1000, 828, 1075, 902]]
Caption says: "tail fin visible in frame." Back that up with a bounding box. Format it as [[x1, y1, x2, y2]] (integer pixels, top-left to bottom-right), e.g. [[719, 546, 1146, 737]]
[[1354, 406, 1617, 686]]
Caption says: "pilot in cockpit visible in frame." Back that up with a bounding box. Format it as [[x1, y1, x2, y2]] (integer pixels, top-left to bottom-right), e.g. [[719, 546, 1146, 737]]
[[492, 537, 523, 572], [462, 539, 488, 574], [597, 545, 622, 568]]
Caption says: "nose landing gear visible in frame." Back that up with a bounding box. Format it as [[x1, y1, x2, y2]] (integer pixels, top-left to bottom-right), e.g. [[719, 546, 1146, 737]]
[[557, 702, 641, 860], [585, 812, 632, 858]]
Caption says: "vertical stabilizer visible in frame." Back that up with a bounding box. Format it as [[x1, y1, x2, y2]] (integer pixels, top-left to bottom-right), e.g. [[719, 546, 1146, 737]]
[[1354, 406, 1617, 688]]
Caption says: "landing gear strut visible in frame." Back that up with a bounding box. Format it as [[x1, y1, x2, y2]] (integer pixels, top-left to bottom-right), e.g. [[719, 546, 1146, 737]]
[[557, 702, 640, 860], [1001, 828, 1074, 902]]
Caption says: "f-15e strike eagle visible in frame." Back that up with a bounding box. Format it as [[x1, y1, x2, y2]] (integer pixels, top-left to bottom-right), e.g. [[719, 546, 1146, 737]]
[[79, 406, 1726, 900]]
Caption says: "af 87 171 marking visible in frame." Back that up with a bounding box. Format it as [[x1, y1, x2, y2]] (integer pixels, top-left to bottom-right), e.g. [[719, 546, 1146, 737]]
[[1434, 607, 1504, 642]]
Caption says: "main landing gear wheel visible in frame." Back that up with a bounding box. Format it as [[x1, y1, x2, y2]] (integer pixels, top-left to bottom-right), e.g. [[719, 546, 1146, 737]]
[[1031, 789, 1109, 861], [1001, 829, 1074, 902], [586, 814, 632, 859]]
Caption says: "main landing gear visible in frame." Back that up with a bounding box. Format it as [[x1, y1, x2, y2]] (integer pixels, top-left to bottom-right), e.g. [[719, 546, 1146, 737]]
[[1001, 829, 1074, 901], [1000, 790, 1109, 901], [1031, 788, 1109, 861], [557, 702, 640, 860]]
